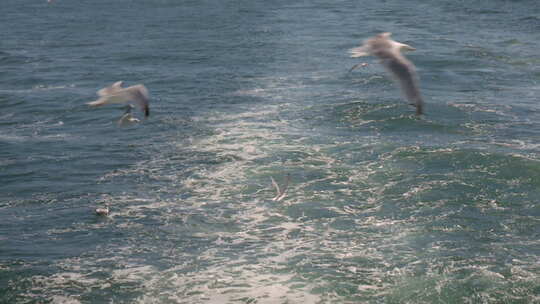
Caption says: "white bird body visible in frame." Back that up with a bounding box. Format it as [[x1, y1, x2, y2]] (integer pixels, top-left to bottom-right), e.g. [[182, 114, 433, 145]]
[[95, 206, 109, 216], [349, 32, 423, 115], [87, 81, 150, 117], [117, 112, 140, 126]]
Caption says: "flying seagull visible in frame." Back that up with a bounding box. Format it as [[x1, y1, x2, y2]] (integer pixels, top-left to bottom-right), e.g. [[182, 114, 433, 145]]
[[271, 174, 290, 202], [349, 32, 424, 115], [87, 81, 150, 117]]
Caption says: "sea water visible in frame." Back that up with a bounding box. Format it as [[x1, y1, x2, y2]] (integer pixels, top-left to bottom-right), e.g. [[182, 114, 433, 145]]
[[1, 0, 539, 303]]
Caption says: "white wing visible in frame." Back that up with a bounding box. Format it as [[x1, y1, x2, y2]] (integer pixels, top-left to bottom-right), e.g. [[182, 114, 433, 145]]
[[271, 177, 281, 201], [349, 46, 370, 58], [275, 174, 290, 201], [271, 175, 290, 201], [124, 85, 150, 117], [98, 81, 124, 97], [382, 53, 424, 115]]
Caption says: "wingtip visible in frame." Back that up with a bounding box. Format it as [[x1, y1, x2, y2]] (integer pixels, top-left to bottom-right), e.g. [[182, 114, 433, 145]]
[[349, 47, 369, 58], [415, 102, 424, 116]]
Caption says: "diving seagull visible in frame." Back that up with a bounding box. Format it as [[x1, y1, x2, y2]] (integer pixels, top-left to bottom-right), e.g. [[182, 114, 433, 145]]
[[87, 81, 150, 117], [271, 174, 290, 202], [349, 32, 424, 115]]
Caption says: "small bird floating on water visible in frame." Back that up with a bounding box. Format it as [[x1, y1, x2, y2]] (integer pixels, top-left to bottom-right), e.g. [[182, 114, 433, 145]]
[[348, 62, 369, 73], [117, 105, 141, 126], [87, 81, 150, 118], [95, 205, 109, 216], [271, 174, 290, 202], [349, 32, 424, 115]]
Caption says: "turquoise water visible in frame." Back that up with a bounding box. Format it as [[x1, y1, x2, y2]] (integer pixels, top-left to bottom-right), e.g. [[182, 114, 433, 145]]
[[1, 0, 539, 303]]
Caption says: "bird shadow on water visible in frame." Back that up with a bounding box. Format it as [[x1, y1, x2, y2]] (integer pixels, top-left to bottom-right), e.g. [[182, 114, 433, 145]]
[[333, 97, 491, 139]]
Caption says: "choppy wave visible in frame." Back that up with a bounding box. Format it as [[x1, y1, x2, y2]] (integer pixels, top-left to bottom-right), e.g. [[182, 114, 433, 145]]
[[2, 0, 540, 303]]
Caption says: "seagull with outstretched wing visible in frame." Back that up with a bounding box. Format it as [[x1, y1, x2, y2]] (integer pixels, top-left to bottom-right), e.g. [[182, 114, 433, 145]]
[[87, 81, 150, 117], [349, 32, 424, 115]]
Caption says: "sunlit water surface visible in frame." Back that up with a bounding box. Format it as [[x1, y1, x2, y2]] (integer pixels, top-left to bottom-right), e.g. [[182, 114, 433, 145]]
[[1, 0, 539, 303]]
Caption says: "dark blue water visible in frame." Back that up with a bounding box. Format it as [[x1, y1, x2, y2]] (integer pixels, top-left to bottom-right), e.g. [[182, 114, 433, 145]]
[[1, 0, 539, 303]]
